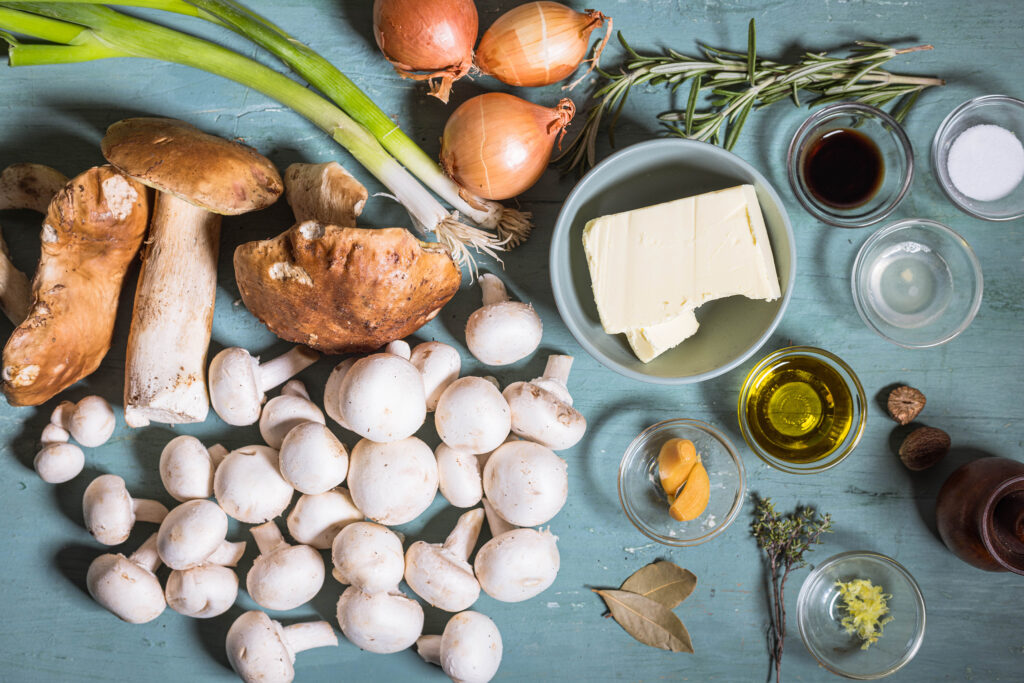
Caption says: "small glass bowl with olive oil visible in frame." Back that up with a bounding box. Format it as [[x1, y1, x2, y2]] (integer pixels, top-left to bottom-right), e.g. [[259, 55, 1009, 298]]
[[738, 347, 867, 474]]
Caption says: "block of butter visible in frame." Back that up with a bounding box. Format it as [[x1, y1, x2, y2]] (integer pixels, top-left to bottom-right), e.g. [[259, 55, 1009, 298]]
[[582, 184, 780, 362]]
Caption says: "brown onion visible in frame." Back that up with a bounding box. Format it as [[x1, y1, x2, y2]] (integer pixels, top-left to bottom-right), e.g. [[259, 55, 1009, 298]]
[[372, 0, 478, 103], [440, 93, 575, 201], [475, 1, 612, 88]]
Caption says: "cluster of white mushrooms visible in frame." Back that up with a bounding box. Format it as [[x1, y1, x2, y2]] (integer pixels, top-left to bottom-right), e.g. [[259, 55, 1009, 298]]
[[35, 273, 586, 683]]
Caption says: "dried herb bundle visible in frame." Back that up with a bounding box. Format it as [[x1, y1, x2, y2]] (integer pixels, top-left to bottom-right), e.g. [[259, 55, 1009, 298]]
[[594, 560, 697, 652]]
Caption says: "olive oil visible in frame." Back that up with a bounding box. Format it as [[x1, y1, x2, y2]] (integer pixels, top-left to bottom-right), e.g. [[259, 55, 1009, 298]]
[[743, 354, 854, 463]]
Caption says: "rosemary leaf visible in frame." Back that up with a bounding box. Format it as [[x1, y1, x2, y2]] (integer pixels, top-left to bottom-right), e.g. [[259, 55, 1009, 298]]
[[746, 18, 756, 86]]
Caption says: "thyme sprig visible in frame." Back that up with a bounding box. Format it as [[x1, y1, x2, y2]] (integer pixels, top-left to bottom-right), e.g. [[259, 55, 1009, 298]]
[[751, 496, 833, 683], [557, 19, 944, 174]]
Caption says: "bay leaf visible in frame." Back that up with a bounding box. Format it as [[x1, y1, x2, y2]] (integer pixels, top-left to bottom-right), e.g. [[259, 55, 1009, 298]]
[[620, 560, 697, 609], [595, 589, 694, 653]]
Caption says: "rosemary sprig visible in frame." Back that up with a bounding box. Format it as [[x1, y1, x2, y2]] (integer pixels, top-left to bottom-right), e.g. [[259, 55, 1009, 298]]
[[557, 19, 944, 174]]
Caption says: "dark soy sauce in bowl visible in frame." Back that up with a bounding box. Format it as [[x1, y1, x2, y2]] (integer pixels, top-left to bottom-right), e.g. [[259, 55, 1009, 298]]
[[804, 128, 884, 209]]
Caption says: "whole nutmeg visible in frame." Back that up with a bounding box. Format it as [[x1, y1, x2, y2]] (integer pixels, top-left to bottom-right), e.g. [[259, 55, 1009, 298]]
[[898, 426, 950, 471], [887, 386, 926, 425]]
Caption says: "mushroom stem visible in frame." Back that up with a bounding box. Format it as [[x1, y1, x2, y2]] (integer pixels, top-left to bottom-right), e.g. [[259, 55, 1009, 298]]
[[282, 621, 339, 653], [133, 498, 170, 525], [0, 223, 31, 324], [416, 635, 442, 666], [207, 540, 247, 567], [129, 534, 163, 574], [542, 355, 574, 386], [442, 508, 485, 562], [281, 379, 310, 399], [482, 499, 516, 538], [258, 346, 320, 393], [250, 520, 288, 556], [0, 163, 68, 213], [479, 273, 509, 306], [208, 443, 228, 466]]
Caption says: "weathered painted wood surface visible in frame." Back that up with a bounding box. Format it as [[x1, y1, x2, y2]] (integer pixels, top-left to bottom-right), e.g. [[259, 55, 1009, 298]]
[[0, 1, 1021, 681]]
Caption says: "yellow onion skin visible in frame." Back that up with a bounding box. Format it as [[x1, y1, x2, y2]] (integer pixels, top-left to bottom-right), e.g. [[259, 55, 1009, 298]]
[[441, 93, 575, 201], [476, 1, 609, 87], [373, 0, 478, 103]]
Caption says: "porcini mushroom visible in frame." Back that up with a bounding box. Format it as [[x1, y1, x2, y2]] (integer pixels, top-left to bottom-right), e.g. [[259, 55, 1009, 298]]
[[287, 488, 363, 549], [157, 499, 243, 570], [336, 585, 424, 654], [410, 341, 462, 411], [333, 347, 426, 443], [33, 442, 85, 484], [405, 508, 484, 612], [259, 388, 325, 450], [417, 611, 503, 683], [165, 563, 240, 619], [482, 440, 568, 527], [279, 422, 348, 495], [346, 437, 438, 526], [2, 166, 149, 406], [208, 345, 319, 427], [474, 528, 560, 602], [159, 435, 227, 502], [331, 521, 405, 594], [247, 521, 326, 611], [213, 445, 294, 524], [226, 610, 337, 683], [285, 161, 368, 227], [465, 274, 542, 366], [102, 117, 283, 427], [86, 533, 166, 624], [435, 377, 511, 454], [503, 355, 586, 450], [0, 222, 31, 326], [436, 444, 483, 508], [83, 474, 169, 545]]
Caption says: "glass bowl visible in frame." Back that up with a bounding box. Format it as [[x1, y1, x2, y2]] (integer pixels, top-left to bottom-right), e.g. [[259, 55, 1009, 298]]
[[932, 94, 1024, 221], [618, 418, 745, 547], [797, 551, 926, 679], [788, 103, 914, 228], [737, 346, 866, 475], [852, 219, 983, 348]]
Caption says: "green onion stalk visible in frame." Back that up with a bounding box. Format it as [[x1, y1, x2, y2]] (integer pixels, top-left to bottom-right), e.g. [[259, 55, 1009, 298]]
[[0, 2, 503, 267]]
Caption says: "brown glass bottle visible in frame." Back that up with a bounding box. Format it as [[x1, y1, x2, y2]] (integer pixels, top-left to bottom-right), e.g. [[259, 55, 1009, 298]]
[[803, 128, 883, 208]]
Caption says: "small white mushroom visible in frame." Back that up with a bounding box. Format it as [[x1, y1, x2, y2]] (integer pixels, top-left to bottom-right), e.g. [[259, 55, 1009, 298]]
[[165, 563, 239, 619], [47, 396, 116, 448], [435, 377, 511, 454], [34, 442, 85, 483], [247, 521, 326, 611], [41, 400, 74, 445], [465, 274, 542, 366], [346, 437, 438, 526], [208, 345, 319, 426], [86, 533, 166, 623], [259, 388, 325, 449], [331, 521, 405, 594], [287, 488, 363, 550], [213, 445, 294, 524], [333, 347, 426, 442], [226, 610, 338, 683], [502, 355, 587, 450], [83, 474, 169, 545], [436, 444, 483, 508], [483, 441, 568, 527], [278, 422, 347, 494], [474, 528, 560, 602], [322, 358, 355, 429], [386, 339, 411, 359], [336, 585, 424, 654], [157, 499, 243, 570], [410, 341, 461, 411], [417, 611, 503, 683], [405, 508, 484, 612], [159, 435, 228, 502]]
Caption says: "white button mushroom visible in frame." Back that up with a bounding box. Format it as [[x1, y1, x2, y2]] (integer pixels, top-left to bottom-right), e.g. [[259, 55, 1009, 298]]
[[346, 437, 438, 526], [246, 521, 326, 611], [333, 347, 426, 442], [157, 499, 240, 570], [410, 341, 461, 411], [47, 396, 116, 447], [336, 585, 424, 654], [482, 440, 568, 527], [465, 274, 542, 366], [213, 445, 294, 523], [331, 521, 405, 595], [82, 474, 169, 545], [404, 508, 484, 612], [33, 442, 85, 483], [208, 345, 319, 426], [226, 610, 338, 683], [278, 422, 347, 495], [159, 435, 227, 502], [502, 355, 587, 450], [165, 563, 239, 619], [86, 533, 166, 623], [474, 528, 560, 602], [287, 488, 363, 550], [417, 611, 503, 683], [435, 377, 511, 454], [259, 385, 326, 450], [436, 444, 483, 508]]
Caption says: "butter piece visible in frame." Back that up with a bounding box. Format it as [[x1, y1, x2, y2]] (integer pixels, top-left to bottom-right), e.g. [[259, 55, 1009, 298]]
[[625, 309, 699, 363]]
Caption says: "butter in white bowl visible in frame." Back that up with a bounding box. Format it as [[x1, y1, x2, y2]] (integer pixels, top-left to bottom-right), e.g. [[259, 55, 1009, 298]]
[[582, 184, 781, 362]]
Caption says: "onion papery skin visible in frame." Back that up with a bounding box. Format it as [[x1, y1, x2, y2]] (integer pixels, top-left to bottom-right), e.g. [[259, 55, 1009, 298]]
[[440, 93, 575, 201], [475, 1, 608, 87], [372, 0, 479, 103]]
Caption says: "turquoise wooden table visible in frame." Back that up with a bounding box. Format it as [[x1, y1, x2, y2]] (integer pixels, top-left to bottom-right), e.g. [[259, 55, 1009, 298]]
[[1, 1, 1021, 681]]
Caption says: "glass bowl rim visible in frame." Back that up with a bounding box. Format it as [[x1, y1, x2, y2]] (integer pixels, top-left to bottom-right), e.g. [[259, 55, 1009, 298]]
[[850, 218, 984, 349], [617, 417, 746, 547], [796, 550, 927, 680], [736, 345, 867, 475], [786, 102, 915, 228]]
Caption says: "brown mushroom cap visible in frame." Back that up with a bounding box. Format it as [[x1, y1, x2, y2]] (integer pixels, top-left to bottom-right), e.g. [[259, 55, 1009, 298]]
[[234, 223, 461, 353], [101, 117, 282, 215]]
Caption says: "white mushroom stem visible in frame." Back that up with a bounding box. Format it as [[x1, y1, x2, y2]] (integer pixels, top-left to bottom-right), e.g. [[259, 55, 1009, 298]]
[[130, 534, 163, 573], [0, 163, 68, 213], [281, 379, 310, 399], [480, 274, 508, 307], [444, 508, 484, 561], [535, 355, 575, 404], [207, 443, 228, 464], [251, 520, 288, 555], [258, 346, 320, 392], [207, 540, 247, 567], [282, 621, 340, 652], [417, 635, 442, 665], [134, 499, 170, 523], [482, 499, 517, 538], [0, 222, 31, 324]]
